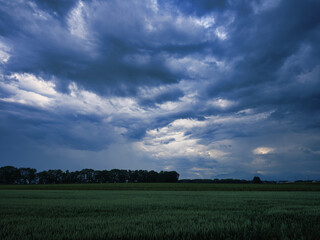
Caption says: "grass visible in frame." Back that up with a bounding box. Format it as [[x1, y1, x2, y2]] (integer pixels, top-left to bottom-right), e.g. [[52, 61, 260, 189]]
[[0, 189, 319, 240], [1, 182, 320, 191]]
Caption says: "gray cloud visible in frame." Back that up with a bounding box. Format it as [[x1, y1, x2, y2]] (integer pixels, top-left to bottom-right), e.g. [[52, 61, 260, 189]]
[[0, 0, 319, 180]]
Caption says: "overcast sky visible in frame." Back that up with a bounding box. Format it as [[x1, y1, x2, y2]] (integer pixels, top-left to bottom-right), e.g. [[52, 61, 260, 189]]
[[0, 0, 319, 180]]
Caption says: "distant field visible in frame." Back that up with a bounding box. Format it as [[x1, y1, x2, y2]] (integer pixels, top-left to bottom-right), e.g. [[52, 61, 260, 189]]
[[0, 190, 319, 240], [1, 182, 320, 191]]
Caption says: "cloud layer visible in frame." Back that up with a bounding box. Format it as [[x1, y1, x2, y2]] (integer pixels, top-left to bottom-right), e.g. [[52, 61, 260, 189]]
[[0, 0, 320, 180]]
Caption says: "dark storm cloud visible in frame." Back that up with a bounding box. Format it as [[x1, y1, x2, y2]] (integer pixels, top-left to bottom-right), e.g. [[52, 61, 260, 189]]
[[35, 0, 79, 17], [0, 103, 114, 151], [0, 0, 212, 96], [199, 0, 320, 133], [170, 0, 228, 16], [138, 87, 184, 107], [206, 0, 320, 96], [0, 0, 319, 179]]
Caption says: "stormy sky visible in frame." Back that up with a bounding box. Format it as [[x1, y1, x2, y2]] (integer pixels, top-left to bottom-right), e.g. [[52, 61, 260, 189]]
[[0, 0, 319, 180]]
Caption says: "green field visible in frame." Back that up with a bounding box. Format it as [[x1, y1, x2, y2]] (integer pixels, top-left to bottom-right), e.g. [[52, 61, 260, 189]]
[[1, 185, 320, 240], [1, 182, 320, 191]]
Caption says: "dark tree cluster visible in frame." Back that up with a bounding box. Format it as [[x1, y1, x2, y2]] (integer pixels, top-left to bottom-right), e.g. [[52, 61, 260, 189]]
[[179, 177, 267, 184], [179, 178, 251, 184], [252, 176, 262, 184], [0, 166, 179, 184]]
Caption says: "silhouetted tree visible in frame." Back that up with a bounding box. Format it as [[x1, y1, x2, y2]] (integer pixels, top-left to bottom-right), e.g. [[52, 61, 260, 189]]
[[147, 170, 159, 182], [19, 168, 37, 184], [80, 169, 96, 183], [0, 166, 20, 184], [37, 171, 49, 184], [252, 176, 262, 184], [159, 171, 179, 182]]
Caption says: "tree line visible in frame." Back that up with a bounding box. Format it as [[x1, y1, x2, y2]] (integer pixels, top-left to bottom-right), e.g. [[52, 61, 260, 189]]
[[179, 176, 266, 184], [179, 178, 251, 184], [0, 166, 179, 184]]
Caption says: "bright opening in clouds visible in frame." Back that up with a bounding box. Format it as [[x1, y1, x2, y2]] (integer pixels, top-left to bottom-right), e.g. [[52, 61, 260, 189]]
[[253, 147, 275, 155], [0, 0, 319, 180]]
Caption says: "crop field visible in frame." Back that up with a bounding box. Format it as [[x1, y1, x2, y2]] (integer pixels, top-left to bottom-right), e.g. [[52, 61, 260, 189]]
[[0, 185, 320, 240], [1, 182, 320, 191]]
